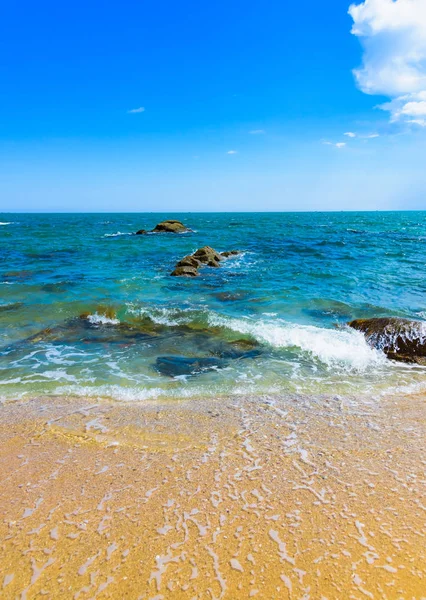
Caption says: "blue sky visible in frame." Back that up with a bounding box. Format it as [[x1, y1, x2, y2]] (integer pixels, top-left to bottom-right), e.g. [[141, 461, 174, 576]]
[[1, 0, 426, 211]]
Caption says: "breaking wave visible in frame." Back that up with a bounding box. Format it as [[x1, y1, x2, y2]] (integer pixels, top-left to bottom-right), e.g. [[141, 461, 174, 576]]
[[130, 306, 386, 372]]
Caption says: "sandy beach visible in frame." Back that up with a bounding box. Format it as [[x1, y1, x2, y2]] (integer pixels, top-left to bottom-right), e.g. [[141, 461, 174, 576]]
[[1, 391, 425, 599]]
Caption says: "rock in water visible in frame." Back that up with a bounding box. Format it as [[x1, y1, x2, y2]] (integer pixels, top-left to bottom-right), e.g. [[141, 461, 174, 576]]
[[221, 250, 241, 258], [135, 229, 148, 235], [155, 355, 225, 377], [170, 266, 199, 277], [176, 255, 201, 268], [193, 246, 223, 267], [171, 246, 242, 276], [152, 220, 190, 233], [349, 317, 426, 363]]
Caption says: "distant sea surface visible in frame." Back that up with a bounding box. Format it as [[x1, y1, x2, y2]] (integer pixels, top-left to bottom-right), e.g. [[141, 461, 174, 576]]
[[1, 212, 426, 401]]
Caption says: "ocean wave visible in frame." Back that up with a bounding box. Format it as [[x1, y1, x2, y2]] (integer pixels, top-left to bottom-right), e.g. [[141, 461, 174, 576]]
[[86, 312, 120, 325], [127, 305, 386, 371], [0, 222, 12, 225], [207, 314, 385, 371]]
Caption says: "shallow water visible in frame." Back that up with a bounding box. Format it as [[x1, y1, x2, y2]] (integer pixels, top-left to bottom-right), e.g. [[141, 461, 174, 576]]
[[1, 211, 426, 400]]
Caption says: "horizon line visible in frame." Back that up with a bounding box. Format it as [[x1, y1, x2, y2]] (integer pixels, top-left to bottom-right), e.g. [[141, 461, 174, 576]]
[[1, 209, 426, 215]]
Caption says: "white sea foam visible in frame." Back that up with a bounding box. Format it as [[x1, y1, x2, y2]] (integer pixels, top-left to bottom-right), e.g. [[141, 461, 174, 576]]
[[207, 314, 386, 371], [53, 384, 201, 401], [0, 221, 12, 225], [104, 231, 133, 238], [51, 382, 285, 402], [0, 377, 23, 385], [86, 313, 120, 325], [35, 370, 79, 382]]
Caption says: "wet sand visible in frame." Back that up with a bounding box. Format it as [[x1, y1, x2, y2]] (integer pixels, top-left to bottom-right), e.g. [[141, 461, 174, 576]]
[[0, 392, 425, 599]]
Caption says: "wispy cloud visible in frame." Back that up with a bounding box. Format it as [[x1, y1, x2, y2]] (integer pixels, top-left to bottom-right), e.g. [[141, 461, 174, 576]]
[[249, 129, 265, 134], [349, 0, 426, 126], [323, 141, 346, 148], [344, 131, 380, 139], [227, 150, 238, 154], [127, 107, 145, 114]]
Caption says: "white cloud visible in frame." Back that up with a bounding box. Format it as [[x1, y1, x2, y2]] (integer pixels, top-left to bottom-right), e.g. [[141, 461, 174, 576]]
[[249, 129, 266, 134], [323, 141, 347, 148], [227, 150, 238, 154], [407, 117, 426, 125], [349, 0, 426, 125], [344, 131, 380, 138], [128, 107, 145, 114]]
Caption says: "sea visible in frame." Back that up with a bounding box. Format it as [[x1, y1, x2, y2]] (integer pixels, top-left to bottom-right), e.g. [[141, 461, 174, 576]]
[[1, 211, 426, 402]]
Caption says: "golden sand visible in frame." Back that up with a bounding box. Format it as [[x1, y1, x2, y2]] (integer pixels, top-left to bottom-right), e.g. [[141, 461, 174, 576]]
[[0, 392, 425, 599]]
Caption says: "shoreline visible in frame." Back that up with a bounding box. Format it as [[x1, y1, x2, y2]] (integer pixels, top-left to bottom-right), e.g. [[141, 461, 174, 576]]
[[1, 391, 425, 598]]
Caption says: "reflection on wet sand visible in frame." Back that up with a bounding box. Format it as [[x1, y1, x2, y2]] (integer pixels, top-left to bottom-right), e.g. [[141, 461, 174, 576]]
[[0, 392, 425, 599]]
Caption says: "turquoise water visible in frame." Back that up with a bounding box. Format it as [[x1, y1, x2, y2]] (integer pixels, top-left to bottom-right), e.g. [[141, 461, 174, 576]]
[[1, 212, 426, 401]]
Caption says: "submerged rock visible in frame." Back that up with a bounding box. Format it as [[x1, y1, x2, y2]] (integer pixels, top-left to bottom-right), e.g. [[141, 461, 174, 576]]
[[221, 250, 241, 258], [135, 229, 148, 235], [155, 355, 225, 377], [0, 302, 23, 312], [3, 270, 33, 280], [349, 317, 426, 363], [152, 220, 190, 233]]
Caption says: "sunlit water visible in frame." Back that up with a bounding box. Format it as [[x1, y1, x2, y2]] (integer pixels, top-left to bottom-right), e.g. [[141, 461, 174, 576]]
[[1, 211, 426, 401]]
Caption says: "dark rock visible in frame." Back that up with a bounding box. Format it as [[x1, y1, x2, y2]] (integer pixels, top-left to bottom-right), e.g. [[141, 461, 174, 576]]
[[155, 355, 225, 378], [136, 229, 148, 235], [171, 246, 242, 277], [213, 291, 249, 302], [0, 302, 23, 312], [349, 317, 426, 363], [176, 255, 201, 269], [3, 270, 33, 280], [221, 250, 241, 258], [170, 266, 199, 277], [152, 220, 190, 233]]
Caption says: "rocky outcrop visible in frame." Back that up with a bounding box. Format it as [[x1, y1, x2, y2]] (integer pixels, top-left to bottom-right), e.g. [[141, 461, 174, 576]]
[[135, 220, 191, 235], [349, 317, 426, 363], [193, 246, 223, 267], [176, 255, 201, 269], [171, 247, 241, 277], [152, 220, 190, 233]]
